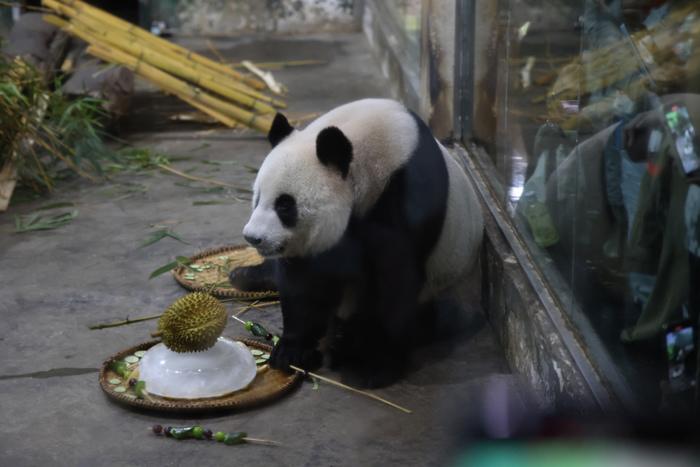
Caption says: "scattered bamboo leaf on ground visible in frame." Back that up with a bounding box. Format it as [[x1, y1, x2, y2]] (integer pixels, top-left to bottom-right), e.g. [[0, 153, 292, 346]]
[[14, 210, 78, 233], [141, 228, 190, 247]]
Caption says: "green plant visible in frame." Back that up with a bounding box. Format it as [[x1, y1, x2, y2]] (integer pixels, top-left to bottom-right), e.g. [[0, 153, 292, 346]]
[[0, 55, 112, 194]]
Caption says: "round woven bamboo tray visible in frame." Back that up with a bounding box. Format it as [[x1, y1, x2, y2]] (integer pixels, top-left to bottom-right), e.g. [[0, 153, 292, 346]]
[[172, 245, 278, 300], [99, 338, 300, 414]]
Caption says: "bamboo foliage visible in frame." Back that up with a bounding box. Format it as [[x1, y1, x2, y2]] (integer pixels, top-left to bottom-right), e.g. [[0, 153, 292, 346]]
[[41, 0, 285, 132]]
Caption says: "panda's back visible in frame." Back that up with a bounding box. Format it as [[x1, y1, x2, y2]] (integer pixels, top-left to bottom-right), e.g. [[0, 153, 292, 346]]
[[305, 99, 482, 296]]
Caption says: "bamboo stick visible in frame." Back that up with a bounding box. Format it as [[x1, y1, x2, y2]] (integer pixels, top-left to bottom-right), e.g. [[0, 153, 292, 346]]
[[156, 164, 242, 188], [54, 0, 266, 90], [42, 15, 271, 131], [178, 94, 239, 128], [48, 13, 276, 114], [86, 43, 272, 133], [42, 0, 286, 108], [288, 365, 413, 414]]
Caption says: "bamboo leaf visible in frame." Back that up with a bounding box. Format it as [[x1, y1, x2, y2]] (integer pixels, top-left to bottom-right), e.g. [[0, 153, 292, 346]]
[[148, 256, 192, 280], [140, 228, 190, 247], [14, 210, 78, 233]]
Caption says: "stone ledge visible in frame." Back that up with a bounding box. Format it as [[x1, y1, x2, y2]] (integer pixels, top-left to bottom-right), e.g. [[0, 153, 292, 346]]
[[451, 143, 623, 413]]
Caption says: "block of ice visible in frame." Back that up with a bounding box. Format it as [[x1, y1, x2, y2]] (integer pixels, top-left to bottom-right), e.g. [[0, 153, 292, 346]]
[[139, 337, 257, 399]]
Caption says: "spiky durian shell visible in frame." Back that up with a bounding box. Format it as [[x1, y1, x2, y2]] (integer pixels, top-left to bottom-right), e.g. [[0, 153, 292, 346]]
[[157, 292, 227, 353]]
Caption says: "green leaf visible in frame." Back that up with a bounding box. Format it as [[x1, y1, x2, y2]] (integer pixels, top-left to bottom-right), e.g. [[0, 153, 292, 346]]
[[14, 210, 78, 233], [148, 260, 179, 279], [148, 256, 192, 279], [134, 380, 147, 399]]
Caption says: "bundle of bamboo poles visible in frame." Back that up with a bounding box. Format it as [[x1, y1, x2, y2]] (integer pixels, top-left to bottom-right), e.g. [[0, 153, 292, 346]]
[[41, 0, 285, 133]]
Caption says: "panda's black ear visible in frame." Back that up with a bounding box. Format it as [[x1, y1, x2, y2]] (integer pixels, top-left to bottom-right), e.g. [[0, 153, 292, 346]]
[[268, 113, 294, 147], [316, 126, 353, 179]]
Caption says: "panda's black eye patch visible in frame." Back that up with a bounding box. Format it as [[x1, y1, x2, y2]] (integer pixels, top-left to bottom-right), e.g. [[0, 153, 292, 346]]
[[274, 194, 298, 228]]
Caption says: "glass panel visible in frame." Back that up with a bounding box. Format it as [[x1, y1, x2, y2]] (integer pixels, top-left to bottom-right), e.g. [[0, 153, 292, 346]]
[[482, 0, 700, 409], [383, 0, 422, 61]]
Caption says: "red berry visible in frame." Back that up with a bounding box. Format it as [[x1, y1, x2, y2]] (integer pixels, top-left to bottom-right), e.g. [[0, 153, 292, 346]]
[[203, 429, 213, 439], [152, 424, 163, 435]]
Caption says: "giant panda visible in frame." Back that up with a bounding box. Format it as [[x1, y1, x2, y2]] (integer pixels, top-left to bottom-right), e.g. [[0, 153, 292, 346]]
[[231, 99, 483, 388]]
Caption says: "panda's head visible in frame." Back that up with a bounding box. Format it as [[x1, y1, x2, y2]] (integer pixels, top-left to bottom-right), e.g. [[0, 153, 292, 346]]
[[242, 113, 355, 258]]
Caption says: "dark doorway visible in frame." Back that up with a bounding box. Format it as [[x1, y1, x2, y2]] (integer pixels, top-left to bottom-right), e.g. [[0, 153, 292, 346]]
[[26, 0, 139, 25]]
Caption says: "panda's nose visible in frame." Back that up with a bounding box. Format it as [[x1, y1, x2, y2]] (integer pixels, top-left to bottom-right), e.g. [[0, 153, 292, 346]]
[[244, 234, 263, 246]]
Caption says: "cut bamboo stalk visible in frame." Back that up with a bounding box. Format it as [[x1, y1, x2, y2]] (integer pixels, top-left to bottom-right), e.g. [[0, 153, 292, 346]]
[[54, 0, 266, 90], [42, 0, 285, 108], [49, 13, 276, 114], [86, 43, 272, 133], [43, 15, 272, 132], [178, 95, 239, 128]]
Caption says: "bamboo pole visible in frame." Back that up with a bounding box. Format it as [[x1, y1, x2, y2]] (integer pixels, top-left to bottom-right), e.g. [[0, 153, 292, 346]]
[[178, 94, 239, 128], [288, 365, 412, 414], [43, 15, 272, 131], [46, 12, 276, 114], [42, 0, 286, 108], [53, 0, 266, 90], [87, 43, 272, 133]]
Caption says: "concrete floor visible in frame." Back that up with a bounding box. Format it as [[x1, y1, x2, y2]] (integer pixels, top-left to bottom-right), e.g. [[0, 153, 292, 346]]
[[0, 33, 514, 466]]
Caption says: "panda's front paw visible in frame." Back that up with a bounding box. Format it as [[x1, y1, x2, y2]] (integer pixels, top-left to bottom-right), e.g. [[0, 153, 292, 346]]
[[228, 262, 276, 292], [269, 339, 322, 373]]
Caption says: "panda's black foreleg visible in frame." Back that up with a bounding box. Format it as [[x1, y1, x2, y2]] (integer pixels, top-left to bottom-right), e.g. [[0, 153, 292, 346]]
[[269, 292, 335, 372], [228, 258, 278, 292], [269, 260, 343, 373], [336, 228, 423, 388]]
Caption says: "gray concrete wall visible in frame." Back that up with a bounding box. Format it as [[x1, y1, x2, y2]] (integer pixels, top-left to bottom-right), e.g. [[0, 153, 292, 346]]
[[147, 0, 361, 35]]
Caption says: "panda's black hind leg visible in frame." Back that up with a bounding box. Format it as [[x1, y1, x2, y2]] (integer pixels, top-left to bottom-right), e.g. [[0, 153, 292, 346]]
[[340, 351, 408, 389], [228, 258, 277, 291], [331, 313, 410, 389]]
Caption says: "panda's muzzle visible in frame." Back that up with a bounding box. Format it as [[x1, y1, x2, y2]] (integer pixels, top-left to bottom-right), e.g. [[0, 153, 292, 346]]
[[244, 235, 286, 257], [244, 234, 263, 247]]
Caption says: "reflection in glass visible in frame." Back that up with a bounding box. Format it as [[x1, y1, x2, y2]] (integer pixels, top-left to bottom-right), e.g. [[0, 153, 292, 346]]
[[488, 0, 700, 410]]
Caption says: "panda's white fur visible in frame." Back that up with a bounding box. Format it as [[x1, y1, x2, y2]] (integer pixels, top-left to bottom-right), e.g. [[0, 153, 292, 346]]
[[244, 98, 482, 298]]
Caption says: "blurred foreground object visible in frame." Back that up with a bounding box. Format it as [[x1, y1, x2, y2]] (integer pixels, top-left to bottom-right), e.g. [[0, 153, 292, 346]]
[[452, 376, 700, 467]]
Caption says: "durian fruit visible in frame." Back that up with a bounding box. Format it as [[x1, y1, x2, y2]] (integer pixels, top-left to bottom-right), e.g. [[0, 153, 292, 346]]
[[154, 292, 228, 353]]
